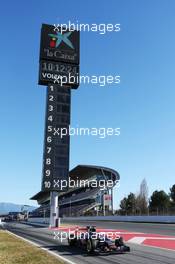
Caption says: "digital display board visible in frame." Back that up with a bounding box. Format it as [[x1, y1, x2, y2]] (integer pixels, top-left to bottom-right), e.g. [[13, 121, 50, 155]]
[[41, 84, 70, 191], [38, 60, 79, 88], [39, 24, 80, 65]]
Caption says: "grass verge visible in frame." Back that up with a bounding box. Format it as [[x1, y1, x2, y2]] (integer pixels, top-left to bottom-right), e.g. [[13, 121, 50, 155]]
[[0, 230, 65, 264]]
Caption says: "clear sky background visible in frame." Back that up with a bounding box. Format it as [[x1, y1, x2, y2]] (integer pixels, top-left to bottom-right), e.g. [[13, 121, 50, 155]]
[[0, 0, 175, 208]]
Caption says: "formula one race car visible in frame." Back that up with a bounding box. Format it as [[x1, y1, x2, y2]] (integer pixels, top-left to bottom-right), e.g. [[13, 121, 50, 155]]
[[68, 226, 130, 254]]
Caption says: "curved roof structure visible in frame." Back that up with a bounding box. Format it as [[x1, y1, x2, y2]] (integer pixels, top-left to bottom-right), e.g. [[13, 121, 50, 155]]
[[69, 165, 120, 182], [31, 164, 120, 203]]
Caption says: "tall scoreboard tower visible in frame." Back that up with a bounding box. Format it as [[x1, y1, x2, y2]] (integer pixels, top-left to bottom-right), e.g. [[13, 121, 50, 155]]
[[38, 24, 80, 227]]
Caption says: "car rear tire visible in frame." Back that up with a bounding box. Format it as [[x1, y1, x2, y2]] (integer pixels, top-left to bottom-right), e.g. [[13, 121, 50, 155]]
[[86, 239, 96, 253], [115, 237, 124, 247], [68, 238, 76, 247]]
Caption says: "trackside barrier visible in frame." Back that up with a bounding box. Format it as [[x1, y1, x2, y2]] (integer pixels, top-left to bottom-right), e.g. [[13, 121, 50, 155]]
[[27, 215, 175, 224], [64, 216, 175, 223], [27, 217, 50, 224]]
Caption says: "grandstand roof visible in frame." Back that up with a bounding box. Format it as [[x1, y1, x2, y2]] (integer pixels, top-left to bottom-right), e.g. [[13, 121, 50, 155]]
[[31, 190, 50, 203], [31, 165, 120, 203], [69, 164, 120, 181]]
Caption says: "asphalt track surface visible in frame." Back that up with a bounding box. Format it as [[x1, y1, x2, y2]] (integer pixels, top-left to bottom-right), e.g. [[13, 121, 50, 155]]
[[3, 221, 175, 264]]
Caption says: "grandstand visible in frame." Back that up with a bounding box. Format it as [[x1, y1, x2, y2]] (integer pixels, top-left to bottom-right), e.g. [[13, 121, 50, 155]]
[[31, 165, 120, 217]]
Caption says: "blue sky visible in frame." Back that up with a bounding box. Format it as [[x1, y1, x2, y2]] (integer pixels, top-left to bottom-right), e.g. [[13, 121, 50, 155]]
[[0, 0, 175, 208]]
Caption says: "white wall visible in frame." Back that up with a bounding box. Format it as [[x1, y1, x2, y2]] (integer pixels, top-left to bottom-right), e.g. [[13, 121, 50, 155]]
[[28, 215, 175, 224], [64, 215, 175, 223], [28, 217, 50, 224]]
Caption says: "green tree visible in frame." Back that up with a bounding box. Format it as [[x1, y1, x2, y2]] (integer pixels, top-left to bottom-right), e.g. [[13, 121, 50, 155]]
[[149, 190, 170, 211], [127, 193, 136, 214], [119, 193, 136, 215], [119, 197, 127, 213], [170, 184, 175, 204]]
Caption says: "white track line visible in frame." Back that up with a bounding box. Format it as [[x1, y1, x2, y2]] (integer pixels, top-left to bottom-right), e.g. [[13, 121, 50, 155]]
[[6, 230, 77, 264], [128, 236, 175, 244], [133, 242, 175, 252]]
